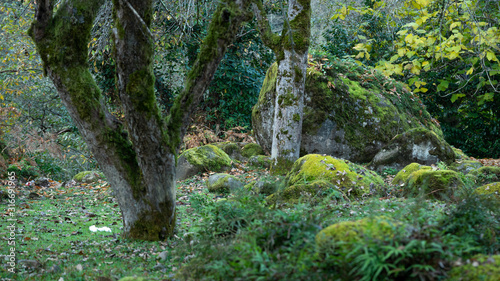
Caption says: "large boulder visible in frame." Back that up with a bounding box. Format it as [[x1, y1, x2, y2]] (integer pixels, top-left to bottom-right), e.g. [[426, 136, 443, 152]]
[[369, 127, 455, 172], [252, 60, 443, 163], [266, 154, 384, 204], [176, 145, 232, 181]]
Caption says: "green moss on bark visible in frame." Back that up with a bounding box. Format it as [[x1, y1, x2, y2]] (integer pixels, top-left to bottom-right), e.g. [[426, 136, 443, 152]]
[[127, 206, 176, 241]]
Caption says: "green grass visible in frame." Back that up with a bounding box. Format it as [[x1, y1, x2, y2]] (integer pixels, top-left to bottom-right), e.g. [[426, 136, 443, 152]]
[[1, 162, 498, 281]]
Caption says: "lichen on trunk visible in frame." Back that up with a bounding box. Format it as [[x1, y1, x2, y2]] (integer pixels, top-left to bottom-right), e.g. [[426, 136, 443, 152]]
[[252, 0, 311, 173]]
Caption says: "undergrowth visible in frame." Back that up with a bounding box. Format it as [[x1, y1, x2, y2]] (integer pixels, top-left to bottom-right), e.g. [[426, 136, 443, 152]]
[[1, 162, 498, 280]]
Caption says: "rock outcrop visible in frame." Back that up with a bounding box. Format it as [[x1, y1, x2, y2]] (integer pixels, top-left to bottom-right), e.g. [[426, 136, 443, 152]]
[[252, 60, 443, 163], [369, 127, 455, 172], [266, 154, 384, 204], [176, 145, 232, 181]]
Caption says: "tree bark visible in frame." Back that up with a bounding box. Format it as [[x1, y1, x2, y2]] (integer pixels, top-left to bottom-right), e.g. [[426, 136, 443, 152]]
[[251, 0, 311, 172], [29, 0, 252, 240]]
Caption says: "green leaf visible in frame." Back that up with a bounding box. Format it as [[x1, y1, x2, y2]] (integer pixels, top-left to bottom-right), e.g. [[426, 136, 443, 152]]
[[451, 93, 465, 103], [437, 80, 449, 92]]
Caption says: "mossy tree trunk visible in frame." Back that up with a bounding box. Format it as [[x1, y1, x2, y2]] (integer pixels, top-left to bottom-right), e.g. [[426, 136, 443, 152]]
[[29, 0, 252, 240], [251, 0, 311, 172]]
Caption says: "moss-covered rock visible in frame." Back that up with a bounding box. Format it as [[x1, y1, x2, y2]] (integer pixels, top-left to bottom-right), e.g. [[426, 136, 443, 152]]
[[253, 60, 443, 163], [73, 171, 105, 183], [449, 160, 483, 174], [392, 163, 432, 186], [248, 155, 272, 169], [446, 254, 500, 281], [266, 179, 342, 205], [404, 169, 464, 201], [315, 216, 399, 257], [266, 154, 384, 204], [250, 179, 280, 196], [475, 182, 500, 198], [370, 127, 455, 173], [176, 144, 232, 181], [468, 166, 500, 186], [206, 173, 244, 193], [241, 143, 265, 158], [211, 142, 245, 161]]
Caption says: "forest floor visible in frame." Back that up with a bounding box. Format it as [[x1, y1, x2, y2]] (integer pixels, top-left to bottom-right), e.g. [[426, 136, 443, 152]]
[[0, 161, 271, 280]]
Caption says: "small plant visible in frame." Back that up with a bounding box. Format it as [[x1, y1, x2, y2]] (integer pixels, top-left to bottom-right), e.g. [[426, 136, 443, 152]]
[[436, 161, 448, 170], [381, 167, 398, 176]]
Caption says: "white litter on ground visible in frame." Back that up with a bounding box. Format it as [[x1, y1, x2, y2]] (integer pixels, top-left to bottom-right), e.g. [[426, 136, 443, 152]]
[[89, 225, 112, 232]]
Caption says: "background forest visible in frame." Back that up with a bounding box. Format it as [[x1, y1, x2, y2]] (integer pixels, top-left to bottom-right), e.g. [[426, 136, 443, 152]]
[[1, 0, 499, 179], [0, 0, 499, 280]]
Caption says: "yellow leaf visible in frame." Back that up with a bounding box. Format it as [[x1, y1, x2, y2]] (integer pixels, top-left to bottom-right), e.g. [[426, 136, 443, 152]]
[[398, 48, 406, 57], [486, 51, 498, 62], [397, 29, 408, 36], [450, 22, 461, 30], [466, 67, 474, 75]]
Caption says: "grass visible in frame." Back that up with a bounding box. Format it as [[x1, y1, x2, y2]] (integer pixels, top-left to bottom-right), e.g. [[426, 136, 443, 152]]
[[1, 161, 499, 280]]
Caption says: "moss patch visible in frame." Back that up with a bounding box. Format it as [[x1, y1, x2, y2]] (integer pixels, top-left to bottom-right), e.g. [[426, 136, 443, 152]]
[[315, 216, 400, 258], [73, 170, 105, 183], [206, 173, 243, 193], [241, 143, 265, 158], [469, 166, 500, 185], [266, 179, 342, 205], [286, 154, 383, 194], [248, 155, 272, 169], [181, 145, 232, 172], [475, 182, 500, 198], [447, 254, 500, 281], [392, 163, 432, 185], [404, 170, 464, 201], [270, 154, 384, 201]]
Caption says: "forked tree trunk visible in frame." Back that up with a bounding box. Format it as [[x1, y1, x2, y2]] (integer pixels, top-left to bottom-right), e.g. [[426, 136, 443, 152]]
[[252, 0, 311, 172], [29, 0, 252, 240]]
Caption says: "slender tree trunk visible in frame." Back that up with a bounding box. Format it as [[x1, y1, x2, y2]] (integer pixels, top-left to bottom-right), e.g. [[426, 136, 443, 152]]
[[252, 0, 311, 172], [29, 0, 252, 240]]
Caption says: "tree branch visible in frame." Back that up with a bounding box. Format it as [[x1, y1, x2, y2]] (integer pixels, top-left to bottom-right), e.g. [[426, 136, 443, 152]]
[[166, 0, 254, 152], [250, 0, 281, 52]]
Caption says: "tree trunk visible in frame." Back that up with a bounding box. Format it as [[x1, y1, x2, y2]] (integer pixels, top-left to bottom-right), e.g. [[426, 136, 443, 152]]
[[252, 0, 311, 172], [29, 0, 252, 240]]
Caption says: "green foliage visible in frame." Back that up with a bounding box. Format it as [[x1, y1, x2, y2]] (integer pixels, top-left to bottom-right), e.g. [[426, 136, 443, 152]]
[[441, 187, 500, 253], [202, 23, 274, 131], [381, 167, 399, 176], [321, 20, 355, 59], [328, 0, 500, 158]]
